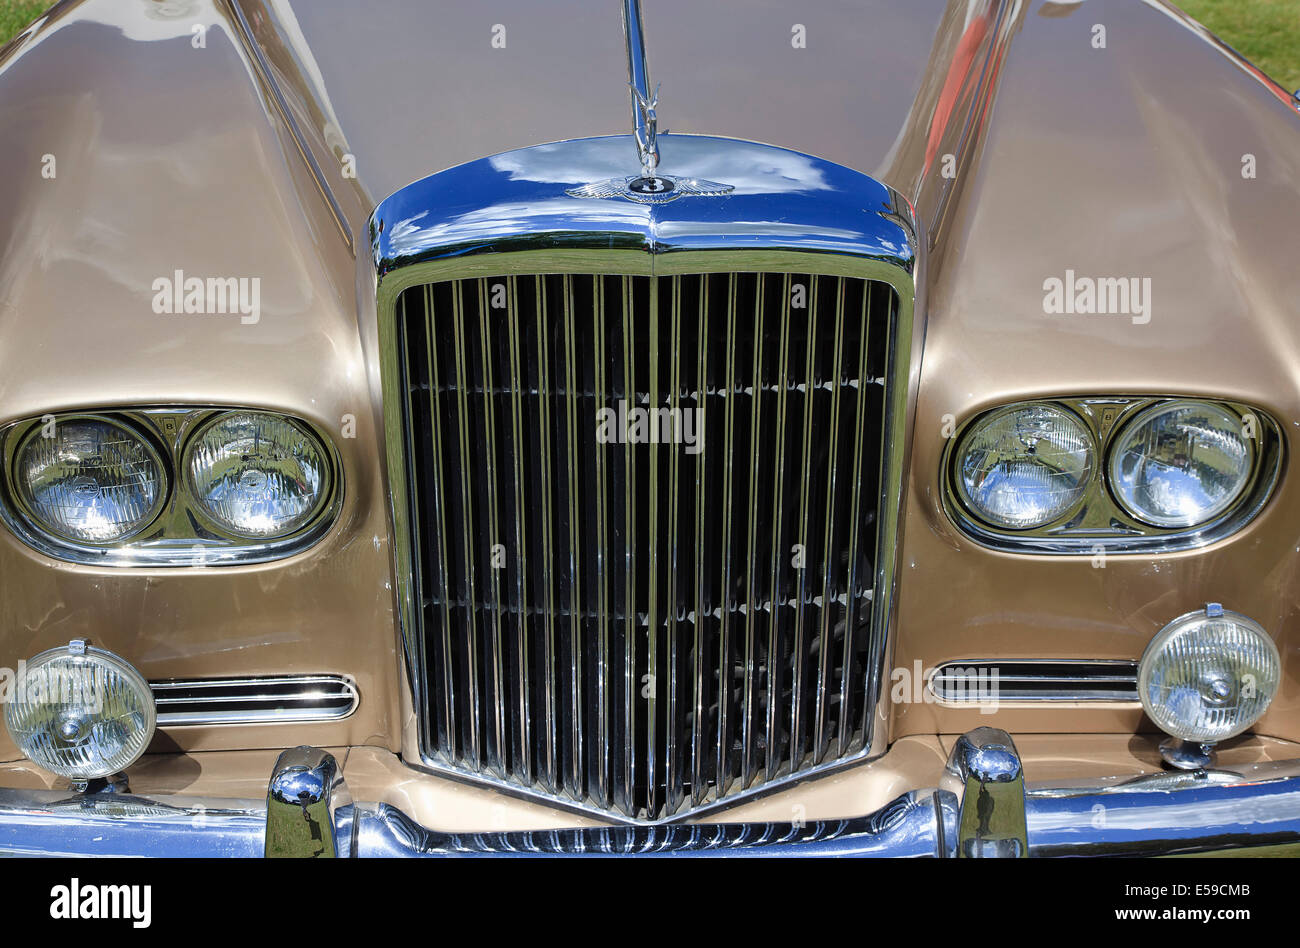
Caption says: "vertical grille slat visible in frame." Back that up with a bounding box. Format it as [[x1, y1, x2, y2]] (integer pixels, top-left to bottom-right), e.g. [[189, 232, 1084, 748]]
[[449, 280, 483, 771], [813, 277, 849, 765], [689, 274, 711, 809], [401, 270, 894, 822], [534, 275, 559, 791], [592, 276, 612, 810], [419, 286, 455, 757], [645, 276, 661, 819], [789, 275, 819, 776], [740, 274, 765, 790], [617, 275, 638, 817], [477, 278, 508, 777], [663, 274, 684, 816], [400, 293, 435, 754], [561, 275, 584, 798], [715, 273, 740, 800], [763, 274, 793, 783], [505, 276, 532, 785], [837, 281, 873, 758]]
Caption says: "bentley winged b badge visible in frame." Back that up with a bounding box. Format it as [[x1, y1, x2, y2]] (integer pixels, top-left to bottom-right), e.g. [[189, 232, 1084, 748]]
[[566, 83, 735, 205]]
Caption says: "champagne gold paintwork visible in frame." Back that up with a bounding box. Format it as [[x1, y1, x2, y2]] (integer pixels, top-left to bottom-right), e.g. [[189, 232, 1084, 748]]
[[0, 0, 400, 763], [1, 0, 1298, 830]]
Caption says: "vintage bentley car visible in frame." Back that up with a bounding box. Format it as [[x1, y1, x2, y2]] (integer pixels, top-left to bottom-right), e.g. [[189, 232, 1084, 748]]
[[0, 0, 1298, 859]]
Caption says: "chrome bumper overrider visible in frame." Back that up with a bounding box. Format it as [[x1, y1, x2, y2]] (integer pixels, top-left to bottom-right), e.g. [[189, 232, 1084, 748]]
[[3, 729, 1300, 857]]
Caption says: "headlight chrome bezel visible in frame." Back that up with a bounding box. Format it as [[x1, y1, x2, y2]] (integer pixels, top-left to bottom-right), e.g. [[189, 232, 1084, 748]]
[[0, 407, 342, 567], [943, 396, 1282, 554]]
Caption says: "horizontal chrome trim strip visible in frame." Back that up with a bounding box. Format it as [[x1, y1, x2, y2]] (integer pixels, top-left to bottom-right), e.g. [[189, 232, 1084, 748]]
[[929, 660, 1139, 703], [0, 791, 268, 858], [150, 675, 358, 727]]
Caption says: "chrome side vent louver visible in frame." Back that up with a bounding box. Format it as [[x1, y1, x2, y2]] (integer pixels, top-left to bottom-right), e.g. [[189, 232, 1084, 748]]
[[929, 661, 1139, 703], [151, 675, 359, 726]]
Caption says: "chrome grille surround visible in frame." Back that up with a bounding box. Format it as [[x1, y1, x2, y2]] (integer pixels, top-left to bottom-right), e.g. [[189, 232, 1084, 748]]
[[371, 134, 920, 824]]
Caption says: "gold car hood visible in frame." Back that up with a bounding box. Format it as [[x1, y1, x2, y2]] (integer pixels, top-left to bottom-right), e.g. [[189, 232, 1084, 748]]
[[259, 0, 961, 206], [2, 0, 1300, 773]]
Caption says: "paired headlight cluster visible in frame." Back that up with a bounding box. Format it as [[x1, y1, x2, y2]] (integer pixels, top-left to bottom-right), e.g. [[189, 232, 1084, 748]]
[[951, 397, 1266, 541], [1, 409, 337, 565]]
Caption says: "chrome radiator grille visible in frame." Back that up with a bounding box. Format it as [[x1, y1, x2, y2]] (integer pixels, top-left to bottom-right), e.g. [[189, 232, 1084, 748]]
[[395, 272, 896, 822]]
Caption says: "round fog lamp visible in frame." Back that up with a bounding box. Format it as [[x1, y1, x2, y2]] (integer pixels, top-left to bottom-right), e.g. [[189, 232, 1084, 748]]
[[1138, 604, 1279, 768], [3, 641, 156, 780]]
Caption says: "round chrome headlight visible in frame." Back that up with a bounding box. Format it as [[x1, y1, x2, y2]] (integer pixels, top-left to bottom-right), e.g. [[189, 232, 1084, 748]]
[[183, 411, 330, 539], [1108, 400, 1252, 528], [3, 641, 156, 780], [954, 403, 1094, 529], [1138, 605, 1279, 745], [12, 416, 166, 544]]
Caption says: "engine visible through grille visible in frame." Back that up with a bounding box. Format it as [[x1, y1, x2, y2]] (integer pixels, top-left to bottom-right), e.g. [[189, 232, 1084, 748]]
[[395, 272, 896, 822]]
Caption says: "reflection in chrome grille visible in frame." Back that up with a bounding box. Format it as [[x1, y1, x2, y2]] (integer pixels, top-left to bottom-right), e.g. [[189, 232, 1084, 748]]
[[396, 273, 895, 821]]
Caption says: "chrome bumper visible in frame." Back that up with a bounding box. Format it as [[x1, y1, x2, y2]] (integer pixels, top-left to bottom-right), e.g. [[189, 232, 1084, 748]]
[[3, 729, 1300, 857]]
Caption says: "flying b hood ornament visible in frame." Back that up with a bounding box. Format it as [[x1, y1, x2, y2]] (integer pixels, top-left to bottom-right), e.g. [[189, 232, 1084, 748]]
[[567, 3, 734, 205]]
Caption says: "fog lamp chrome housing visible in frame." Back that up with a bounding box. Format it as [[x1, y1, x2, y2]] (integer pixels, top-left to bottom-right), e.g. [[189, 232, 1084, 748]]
[[2, 640, 156, 782], [1138, 604, 1280, 770]]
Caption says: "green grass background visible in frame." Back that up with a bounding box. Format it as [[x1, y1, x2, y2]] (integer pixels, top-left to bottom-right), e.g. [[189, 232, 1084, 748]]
[[0, 1, 1296, 92], [1181, 0, 1300, 90], [0, 0, 42, 46]]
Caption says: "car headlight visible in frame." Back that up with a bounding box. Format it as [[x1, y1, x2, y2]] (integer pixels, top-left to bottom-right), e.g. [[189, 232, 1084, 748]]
[[954, 403, 1094, 529], [3, 641, 156, 780], [1138, 605, 1279, 754], [12, 416, 166, 543], [1108, 400, 1252, 528], [183, 410, 330, 539]]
